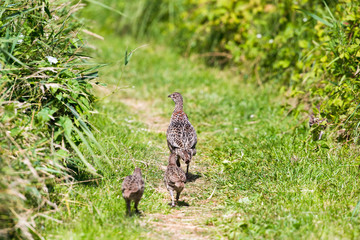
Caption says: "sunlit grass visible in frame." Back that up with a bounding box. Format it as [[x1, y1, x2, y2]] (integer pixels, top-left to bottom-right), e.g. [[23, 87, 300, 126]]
[[39, 31, 360, 239]]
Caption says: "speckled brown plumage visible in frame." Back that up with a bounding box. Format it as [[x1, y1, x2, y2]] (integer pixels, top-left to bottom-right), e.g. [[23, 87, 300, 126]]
[[122, 167, 145, 215], [164, 153, 187, 207], [309, 114, 327, 140], [166, 92, 197, 175]]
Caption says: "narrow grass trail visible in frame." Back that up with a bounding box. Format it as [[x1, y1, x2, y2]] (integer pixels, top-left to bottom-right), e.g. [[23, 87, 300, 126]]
[[42, 35, 360, 239], [116, 98, 221, 239]]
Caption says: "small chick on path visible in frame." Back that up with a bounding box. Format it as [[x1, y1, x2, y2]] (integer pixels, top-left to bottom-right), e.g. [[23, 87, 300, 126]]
[[122, 167, 145, 215], [164, 153, 187, 207], [166, 92, 197, 175]]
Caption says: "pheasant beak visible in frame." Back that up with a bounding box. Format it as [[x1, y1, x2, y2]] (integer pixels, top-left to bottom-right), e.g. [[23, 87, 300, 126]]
[[168, 94, 171, 98]]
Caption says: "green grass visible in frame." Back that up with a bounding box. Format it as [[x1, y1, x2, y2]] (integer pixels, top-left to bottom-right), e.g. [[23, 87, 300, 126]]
[[39, 30, 360, 239]]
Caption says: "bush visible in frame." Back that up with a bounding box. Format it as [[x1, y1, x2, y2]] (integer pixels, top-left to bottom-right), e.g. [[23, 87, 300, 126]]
[[177, 0, 360, 141], [286, 1, 360, 142], [0, 0, 108, 238]]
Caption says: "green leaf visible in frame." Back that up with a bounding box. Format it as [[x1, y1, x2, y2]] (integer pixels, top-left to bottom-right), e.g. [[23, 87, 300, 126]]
[[44, 6, 52, 19], [124, 50, 133, 66], [297, 9, 333, 27], [58, 116, 73, 136], [36, 107, 57, 123], [298, 40, 308, 48]]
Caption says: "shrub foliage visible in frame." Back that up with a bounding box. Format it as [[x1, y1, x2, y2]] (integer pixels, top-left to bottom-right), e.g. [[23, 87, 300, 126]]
[[105, 0, 360, 142], [183, 0, 360, 141]]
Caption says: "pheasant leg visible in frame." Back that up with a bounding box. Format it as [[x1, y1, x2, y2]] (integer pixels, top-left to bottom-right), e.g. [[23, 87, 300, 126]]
[[134, 200, 140, 213], [170, 189, 175, 207], [126, 199, 131, 216], [176, 191, 181, 204]]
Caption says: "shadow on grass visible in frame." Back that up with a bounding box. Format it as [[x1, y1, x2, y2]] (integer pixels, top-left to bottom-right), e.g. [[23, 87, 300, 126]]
[[167, 201, 190, 207], [125, 210, 145, 217], [186, 172, 201, 183], [177, 201, 190, 207], [134, 210, 145, 217]]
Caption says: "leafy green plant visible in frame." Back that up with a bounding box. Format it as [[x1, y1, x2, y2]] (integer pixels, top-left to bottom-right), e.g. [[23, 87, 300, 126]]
[[176, 0, 360, 142], [0, 0, 110, 238], [290, 0, 360, 142]]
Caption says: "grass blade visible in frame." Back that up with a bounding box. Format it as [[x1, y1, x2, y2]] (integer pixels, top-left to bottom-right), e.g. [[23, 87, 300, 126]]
[[86, 0, 126, 17], [64, 133, 99, 176], [297, 9, 333, 27]]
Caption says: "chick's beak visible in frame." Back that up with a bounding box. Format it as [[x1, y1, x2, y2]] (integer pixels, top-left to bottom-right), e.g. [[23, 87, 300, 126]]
[[168, 94, 171, 98]]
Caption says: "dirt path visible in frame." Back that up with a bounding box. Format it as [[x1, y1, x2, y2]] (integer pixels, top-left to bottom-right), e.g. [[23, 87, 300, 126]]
[[119, 97, 221, 240], [120, 98, 168, 133], [93, 85, 168, 133]]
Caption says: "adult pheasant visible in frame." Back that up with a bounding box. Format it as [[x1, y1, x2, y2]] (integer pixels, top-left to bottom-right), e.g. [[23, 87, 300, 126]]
[[167, 92, 197, 175], [121, 167, 145, 215], [164, 153, 187, 207]]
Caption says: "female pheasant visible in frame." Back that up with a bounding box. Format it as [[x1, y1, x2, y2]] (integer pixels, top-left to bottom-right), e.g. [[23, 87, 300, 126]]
[[164, 153, 187, 207], [121, 167, 145, 215], [166, 92, 197, 175]]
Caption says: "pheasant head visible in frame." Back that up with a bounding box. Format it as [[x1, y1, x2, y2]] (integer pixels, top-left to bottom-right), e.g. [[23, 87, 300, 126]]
[[168, 92, 183, 111], [133, 167, 142, 177]]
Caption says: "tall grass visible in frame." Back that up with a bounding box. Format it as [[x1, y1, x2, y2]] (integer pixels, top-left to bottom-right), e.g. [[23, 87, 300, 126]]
[[81, 0, 184, 40], [0, 0, 110, 238]]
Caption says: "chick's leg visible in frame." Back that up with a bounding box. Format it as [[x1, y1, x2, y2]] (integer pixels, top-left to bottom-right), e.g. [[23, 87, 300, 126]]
[[134, 200, 140, 213], [170, 189, 175, 207], [176, 155, 181, 167], [125, 199, 131, 216]]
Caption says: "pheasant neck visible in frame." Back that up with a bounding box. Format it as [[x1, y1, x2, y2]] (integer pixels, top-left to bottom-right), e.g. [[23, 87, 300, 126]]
[[173, 102, 183, 112]]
